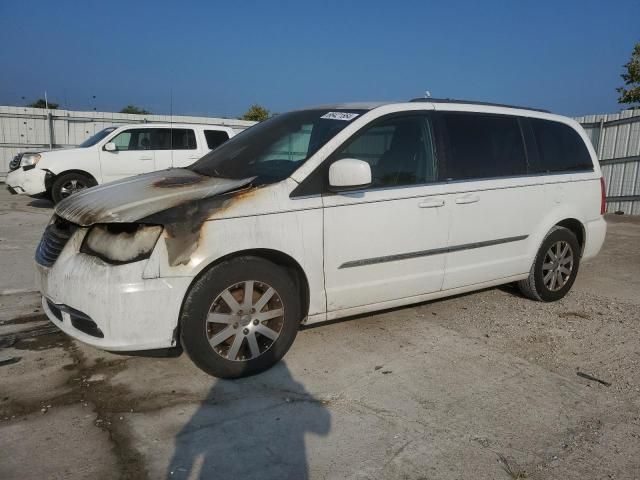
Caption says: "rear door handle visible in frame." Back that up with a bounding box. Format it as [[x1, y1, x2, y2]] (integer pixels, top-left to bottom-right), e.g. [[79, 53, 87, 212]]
[[418, 199, 445, 208], [139, 156, 153, 161], [455, 194, 480, 204]]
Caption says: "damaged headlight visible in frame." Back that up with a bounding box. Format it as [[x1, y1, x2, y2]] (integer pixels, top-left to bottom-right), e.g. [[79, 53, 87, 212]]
[[81, 223, 163, 264], [20, 153, 41, 167]]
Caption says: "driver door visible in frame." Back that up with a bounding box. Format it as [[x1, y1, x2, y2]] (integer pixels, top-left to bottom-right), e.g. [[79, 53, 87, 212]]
[[322, 113, 450, 312], [100, 128, 158, 183]]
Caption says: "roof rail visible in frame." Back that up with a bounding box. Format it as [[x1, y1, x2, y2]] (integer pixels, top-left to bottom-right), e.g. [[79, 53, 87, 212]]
[[409, 97, 550, 113]]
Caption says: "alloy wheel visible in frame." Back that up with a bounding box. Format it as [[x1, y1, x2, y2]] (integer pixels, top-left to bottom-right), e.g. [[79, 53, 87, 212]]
[[206, 280, 285, 361], [59, 179, 87, 198], [542, 240, 574, 291]]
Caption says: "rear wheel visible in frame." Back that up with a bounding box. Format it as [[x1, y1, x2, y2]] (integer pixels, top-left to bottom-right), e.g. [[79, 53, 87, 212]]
[[518, 226, 580, 302], [180, 256, 301, 378], [51, 172, 96, 204]]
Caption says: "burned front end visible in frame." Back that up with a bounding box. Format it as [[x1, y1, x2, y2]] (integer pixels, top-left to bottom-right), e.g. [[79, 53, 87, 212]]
[[36, 169, 253, 351]]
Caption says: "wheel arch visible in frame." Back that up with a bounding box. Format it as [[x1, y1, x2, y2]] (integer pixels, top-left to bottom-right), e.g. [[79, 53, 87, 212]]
[[176, 248, 311, 342], [46, 169, 99, 192], [555, 218, 586, 256]]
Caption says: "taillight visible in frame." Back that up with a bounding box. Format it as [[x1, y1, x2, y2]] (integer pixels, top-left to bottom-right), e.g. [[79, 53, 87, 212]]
[[600, 177, 606, 215]]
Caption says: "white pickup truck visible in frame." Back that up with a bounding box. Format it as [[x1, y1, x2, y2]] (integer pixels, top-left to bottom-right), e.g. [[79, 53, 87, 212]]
[[6, 123, 239, 203]]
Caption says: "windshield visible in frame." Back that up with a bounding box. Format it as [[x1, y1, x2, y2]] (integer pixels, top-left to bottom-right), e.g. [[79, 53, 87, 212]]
[[79, 127, 117, 148], [189, 109, 365, 183]]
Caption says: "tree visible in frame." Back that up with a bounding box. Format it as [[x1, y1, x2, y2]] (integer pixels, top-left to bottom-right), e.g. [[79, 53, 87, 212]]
[[241, 104, 270, 121], [617, 42, 640, 107], [27, 98, 58, 109], [120, 105, 152, 114]]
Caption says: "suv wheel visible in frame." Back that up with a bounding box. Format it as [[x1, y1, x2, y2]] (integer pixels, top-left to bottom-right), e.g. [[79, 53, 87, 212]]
[[518, 226, 580, 302], [180, 256, 301, 378], [51, 172, 96, 204]]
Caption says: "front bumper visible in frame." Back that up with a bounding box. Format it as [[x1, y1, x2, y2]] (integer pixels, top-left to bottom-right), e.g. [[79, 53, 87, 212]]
[[6, 167, 48, 195], [37, 230, 193, 351]]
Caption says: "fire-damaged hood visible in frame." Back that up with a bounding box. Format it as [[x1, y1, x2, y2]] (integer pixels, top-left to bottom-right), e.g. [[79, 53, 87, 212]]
[[55, 169, 254, 227]]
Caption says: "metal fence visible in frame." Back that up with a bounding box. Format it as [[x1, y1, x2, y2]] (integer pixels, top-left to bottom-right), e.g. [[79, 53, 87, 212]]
[[575, 109, 640, 215], [0, 105, 255, 179]]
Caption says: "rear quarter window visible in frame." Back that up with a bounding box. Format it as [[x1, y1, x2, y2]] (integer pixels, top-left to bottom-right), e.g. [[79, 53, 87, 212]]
[[530, 119, 593, 173], [204, 130, 230, 150]]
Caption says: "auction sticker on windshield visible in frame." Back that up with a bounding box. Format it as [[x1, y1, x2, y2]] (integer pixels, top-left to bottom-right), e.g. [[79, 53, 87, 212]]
[[321, 112, 359, 121]]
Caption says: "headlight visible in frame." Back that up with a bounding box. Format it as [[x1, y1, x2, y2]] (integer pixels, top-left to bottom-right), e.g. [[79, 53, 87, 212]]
[[81, 223, 163, 264], [21, 153, 41, 167]]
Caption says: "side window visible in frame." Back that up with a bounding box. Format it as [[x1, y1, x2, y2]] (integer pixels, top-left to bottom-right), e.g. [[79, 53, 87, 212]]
[[110, 129, 154, 151], [170, 129, 197, 150], [112, 131, 132, 150], [441, 113, 527, 180], [334, 115, 436, 188], [204, 130, 230, 150], [530, 119, 593, 173]]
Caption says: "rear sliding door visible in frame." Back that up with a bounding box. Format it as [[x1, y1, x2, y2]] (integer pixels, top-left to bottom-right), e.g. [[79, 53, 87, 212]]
[[436, 111, 550, 290]]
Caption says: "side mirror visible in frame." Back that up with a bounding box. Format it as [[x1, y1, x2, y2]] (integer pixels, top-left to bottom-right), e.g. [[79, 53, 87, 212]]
[[104, 142, 116, 152], [328, 158, 372, 192]]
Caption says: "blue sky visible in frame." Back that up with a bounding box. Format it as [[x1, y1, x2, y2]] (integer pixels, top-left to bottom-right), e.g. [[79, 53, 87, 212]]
[[0, 0, 638, 118]]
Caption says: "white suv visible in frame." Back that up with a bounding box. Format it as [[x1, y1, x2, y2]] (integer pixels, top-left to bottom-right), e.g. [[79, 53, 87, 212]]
[[6, 123, 236, 203], [35, 100, 607, 378]]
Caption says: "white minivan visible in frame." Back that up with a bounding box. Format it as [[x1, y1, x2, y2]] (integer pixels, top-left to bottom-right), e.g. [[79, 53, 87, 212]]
[[6, 123, 236, 203], [35, 99, 607, 378]]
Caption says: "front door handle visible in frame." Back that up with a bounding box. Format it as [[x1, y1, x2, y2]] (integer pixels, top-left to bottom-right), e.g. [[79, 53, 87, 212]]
[[418, 199, 445, 208], [455, 194, 480, 205], [139, 156, 153, 161]]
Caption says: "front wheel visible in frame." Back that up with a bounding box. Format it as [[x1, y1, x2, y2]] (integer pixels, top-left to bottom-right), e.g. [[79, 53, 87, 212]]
[[518, 226, 580, 302], [51, 172, 96, 204], [180, 256, 301, 378]]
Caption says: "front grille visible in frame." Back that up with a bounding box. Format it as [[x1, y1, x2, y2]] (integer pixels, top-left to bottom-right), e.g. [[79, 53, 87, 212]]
[[9, 153, 22, 171], [35, 215, 78, 267]]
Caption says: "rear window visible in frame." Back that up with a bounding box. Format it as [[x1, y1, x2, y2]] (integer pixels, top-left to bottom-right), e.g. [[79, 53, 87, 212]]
[[530, 119, 593, 173], [204, 130, 230, 150], [441, 113, 527, 180]]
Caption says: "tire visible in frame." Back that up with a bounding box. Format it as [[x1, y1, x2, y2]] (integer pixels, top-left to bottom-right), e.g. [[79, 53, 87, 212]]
[[51, 172, 97, 204], [180, 256, 301, 378], [518, 226, 580, 302]]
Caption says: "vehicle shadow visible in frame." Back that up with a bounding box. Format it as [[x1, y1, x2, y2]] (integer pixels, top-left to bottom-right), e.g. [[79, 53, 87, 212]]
[[27, 197, 54, 209], [166, 362, 330, 479]]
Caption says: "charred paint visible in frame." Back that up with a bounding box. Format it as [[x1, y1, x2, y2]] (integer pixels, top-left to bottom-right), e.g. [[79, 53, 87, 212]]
[[152, 175, 204, 188], [142, 185, 263, 266], [54, 169, 254, 227]]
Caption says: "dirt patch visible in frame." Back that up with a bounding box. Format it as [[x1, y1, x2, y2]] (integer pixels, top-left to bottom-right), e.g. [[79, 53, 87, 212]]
[[12, 331, 70, 351], [0, 312, 46, 325], [1, 337, 150, 479]]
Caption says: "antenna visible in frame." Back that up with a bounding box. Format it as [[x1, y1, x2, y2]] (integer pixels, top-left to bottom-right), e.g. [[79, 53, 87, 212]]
[[44, 91, 49, 109], [170, 87, 173, 168], [424, 90, 431, 99]]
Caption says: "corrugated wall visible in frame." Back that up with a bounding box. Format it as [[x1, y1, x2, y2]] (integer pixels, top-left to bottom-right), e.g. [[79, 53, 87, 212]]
[[575, 109, 640, 215], [0, 106, 255, 179]]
